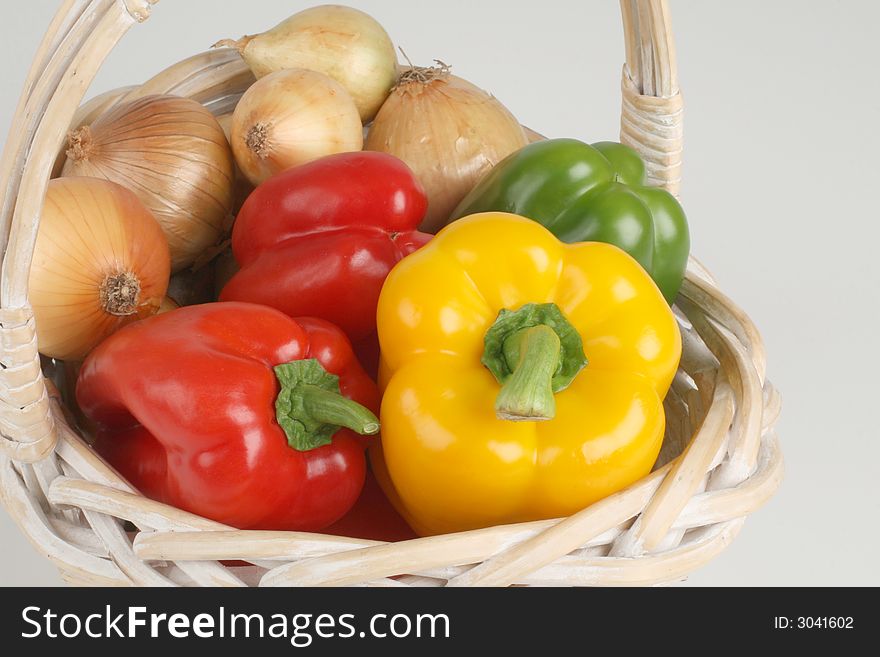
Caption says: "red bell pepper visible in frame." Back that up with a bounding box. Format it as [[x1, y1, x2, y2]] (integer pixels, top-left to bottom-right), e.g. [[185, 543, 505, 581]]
[[219, 152, 431, 374], [77, 302, 380, 531], [220, 151, 431, 374]]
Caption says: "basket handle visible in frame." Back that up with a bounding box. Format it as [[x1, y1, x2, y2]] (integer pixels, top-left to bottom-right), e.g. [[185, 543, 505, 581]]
[[0, 0, 681, 464], [0, 0, 158, 464], [620, 0, 683, 196]]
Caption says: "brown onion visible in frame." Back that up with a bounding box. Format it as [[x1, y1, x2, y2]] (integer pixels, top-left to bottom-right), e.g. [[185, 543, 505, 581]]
[[365, 61, 528, 232], [230, 68, 363, 186], [29, 177, 170, 360], [216, 5, 397, 122], [216, 112, 255, 214], [62, 95, 235, 272]]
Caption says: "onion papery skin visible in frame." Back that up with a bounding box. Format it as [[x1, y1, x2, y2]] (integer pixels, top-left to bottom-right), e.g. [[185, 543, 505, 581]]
[[29, 177, 171, 361], [365, 69, 528, 233], [230, 68, 364, 186], [61, 94, 235, 273], [222, 5, 398, 123]]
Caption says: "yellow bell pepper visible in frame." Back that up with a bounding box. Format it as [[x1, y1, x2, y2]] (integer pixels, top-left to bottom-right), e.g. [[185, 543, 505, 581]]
[[373, 212, 682, 536]]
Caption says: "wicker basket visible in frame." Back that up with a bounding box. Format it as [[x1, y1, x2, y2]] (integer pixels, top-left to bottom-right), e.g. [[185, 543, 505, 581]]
[[0, 0, 782, 587]]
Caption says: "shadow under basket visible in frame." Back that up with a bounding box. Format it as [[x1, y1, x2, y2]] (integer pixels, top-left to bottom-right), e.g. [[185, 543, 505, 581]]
[[0, 0, 781, 586]]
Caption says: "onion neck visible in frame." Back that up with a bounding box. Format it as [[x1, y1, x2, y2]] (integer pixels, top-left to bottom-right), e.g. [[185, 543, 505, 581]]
[[100, 271, 141, 316], [66, 125, 93, 162], [212, 34, 254, 54], [394, 53, 451, 91]]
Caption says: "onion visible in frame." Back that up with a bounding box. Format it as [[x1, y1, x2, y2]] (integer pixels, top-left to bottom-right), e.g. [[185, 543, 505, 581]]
[[230, 68, 363, 186], [216, 5, 397, 122], [62, 95, 235, 272], [216, 112, 255, 214], [29, 177, 171, 360], [365, 61, 528, 232]]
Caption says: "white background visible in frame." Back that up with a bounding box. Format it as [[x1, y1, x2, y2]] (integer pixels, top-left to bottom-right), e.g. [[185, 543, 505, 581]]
[[1, 0, 878, 586]]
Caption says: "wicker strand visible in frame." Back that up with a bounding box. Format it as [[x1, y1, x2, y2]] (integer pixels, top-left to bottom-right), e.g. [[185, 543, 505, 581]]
[[620, 73, 683, 195], [127, 433, 781, 587], [0, 457, 131, 585], [51, 433, 251, 586], [1, 2, 140, 309], [0, 307, 55, 462], [121, 0, 159, 23], [610, 384, 735, 557], [0, 0, 96, 256], [619, 0, 683, 195], [79, 508, 177, 586], [686, 309, 766, 490], [117, 48, 253, 105], [0, 0, 145, 466]]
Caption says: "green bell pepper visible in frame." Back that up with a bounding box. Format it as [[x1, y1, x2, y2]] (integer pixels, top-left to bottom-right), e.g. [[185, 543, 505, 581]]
[[451, 138, 690, 304]]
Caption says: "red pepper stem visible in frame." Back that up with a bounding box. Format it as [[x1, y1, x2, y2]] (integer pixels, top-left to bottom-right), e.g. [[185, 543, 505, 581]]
[[274, 359, 378, 452], [495, 325, 561, 421], [298, 384, 380, 436]]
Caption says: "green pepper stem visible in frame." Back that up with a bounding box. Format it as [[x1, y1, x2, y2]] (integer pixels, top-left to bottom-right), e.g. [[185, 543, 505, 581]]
[[298, 384, 380, 436], [494, 325, 561, 421]]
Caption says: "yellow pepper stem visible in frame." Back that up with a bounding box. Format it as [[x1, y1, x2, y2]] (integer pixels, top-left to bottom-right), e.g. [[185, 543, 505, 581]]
[[482, 303, 587, 422], [495, 325, 561, 421]]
